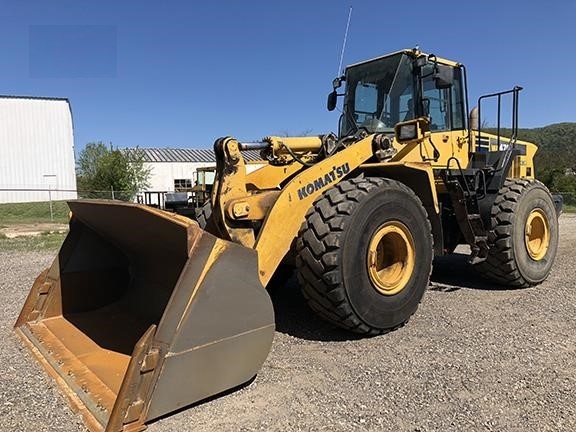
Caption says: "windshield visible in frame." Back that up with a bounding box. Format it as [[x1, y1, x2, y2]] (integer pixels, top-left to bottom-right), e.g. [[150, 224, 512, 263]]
[[341, 53, 415, 136]]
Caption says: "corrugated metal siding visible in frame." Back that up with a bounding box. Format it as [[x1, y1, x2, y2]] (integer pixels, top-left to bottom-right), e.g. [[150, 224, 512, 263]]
[[0, 96, 77, 203], [144, 161, 215, 192], [138, 146, 267, 194], [137, 147, 263, 163], [140, 148, 215, 163], [143, 160, 266, 194]]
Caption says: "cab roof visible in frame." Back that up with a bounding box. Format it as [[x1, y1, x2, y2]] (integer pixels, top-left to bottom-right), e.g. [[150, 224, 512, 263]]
[[346, 48, 461, 70]]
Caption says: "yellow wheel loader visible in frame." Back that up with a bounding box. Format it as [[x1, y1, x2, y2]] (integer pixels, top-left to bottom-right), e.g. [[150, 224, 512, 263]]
[[15, 48, 560, 431]]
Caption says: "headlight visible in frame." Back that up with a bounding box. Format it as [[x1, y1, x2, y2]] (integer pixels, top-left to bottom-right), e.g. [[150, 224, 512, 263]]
[[398, 124, 417, 141]]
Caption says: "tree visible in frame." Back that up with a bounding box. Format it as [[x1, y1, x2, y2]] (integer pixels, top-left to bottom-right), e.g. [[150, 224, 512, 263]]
[[483, 123, 576, 197], [76, 142, 151, 200]]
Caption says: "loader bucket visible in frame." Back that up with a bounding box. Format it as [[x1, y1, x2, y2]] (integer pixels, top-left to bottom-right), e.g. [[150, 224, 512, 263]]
[[15, 200, 275, 432]]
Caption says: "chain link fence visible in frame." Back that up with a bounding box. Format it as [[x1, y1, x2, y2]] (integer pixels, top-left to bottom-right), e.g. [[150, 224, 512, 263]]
[[0, 188, 136, 224], [0, 187, 573, 228]]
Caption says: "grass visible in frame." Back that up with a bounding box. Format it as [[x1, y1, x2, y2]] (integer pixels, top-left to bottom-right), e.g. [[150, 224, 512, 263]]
[[0, 195, 570, 253], [0, 200, 70, 224], [0, 231, 66, 251]]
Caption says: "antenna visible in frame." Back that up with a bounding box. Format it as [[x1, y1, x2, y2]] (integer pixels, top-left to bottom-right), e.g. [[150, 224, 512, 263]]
[[337, 5, 353, 76]]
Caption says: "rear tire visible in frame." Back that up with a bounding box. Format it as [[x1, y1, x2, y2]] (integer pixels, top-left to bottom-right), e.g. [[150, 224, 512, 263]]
[[474, 179, 559, 287], [296, 177, 433, 335]]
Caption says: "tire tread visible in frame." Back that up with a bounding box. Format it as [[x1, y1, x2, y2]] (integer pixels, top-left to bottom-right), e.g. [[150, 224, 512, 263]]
[[474, 179, 554, 287], [296, 177, 431, 335]]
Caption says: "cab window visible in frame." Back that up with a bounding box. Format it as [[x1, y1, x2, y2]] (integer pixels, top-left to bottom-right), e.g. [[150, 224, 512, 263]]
[[421, 65, 465, 131]]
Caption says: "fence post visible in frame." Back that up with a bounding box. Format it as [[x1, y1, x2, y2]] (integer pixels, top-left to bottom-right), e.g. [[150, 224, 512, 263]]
[[111, 186, 115, 200], [48, 186, 54, 222]]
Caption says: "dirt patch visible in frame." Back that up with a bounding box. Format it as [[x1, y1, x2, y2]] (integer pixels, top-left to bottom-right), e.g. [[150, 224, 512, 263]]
[[0, 223, 68, 238]]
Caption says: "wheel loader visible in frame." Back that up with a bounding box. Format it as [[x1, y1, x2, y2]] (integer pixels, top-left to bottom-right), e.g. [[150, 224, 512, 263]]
[[15, 48, 560, 431]]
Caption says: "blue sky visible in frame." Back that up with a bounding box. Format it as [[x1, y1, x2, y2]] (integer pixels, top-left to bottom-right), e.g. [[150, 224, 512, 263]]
[[1, 0, 574, 153]]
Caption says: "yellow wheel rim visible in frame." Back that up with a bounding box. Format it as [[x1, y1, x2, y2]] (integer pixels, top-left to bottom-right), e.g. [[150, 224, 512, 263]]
[[525, 209, 550, 261], [367, 221, 415, 296]]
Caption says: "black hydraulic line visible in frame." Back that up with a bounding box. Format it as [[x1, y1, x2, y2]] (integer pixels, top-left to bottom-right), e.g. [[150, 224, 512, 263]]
[[280, 142, 315, 167]]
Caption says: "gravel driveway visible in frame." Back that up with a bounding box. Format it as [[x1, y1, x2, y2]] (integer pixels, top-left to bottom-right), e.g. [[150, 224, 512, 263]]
[[1, 214, 574, 432]]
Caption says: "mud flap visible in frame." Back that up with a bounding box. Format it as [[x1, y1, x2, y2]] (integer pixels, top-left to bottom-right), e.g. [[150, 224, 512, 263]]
[[15, 200, 275, 432]]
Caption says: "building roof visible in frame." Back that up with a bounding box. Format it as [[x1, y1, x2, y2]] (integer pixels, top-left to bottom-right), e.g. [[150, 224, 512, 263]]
[[134, 147, 263, 163], [0, 94, 70, 103], [139, 148, 214, 163]]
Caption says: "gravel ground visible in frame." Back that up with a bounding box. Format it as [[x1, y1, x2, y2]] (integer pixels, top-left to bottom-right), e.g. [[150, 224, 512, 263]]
[[1, 214, 575, 432]]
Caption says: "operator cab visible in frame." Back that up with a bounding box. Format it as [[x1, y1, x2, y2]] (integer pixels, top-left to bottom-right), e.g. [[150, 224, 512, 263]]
[[328, 49, 466, 138]]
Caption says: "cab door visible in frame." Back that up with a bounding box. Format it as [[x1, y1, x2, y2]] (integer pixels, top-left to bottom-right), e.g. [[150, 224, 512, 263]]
[[421, 66, 469, 169]]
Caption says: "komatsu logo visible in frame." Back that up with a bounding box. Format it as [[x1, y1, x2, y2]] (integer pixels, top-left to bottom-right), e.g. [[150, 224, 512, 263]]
[[297, 163, 350, 200]]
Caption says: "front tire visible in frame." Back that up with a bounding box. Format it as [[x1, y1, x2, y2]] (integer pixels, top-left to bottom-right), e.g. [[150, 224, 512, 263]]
[[195, 201, 212, 229], [474, 179, 559, 287], [295, 177, 433, 335]]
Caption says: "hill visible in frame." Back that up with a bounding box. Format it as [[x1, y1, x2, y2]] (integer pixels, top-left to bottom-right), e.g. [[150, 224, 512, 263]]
[[486, 122, 576, 204], [517, 123, 576, 172]]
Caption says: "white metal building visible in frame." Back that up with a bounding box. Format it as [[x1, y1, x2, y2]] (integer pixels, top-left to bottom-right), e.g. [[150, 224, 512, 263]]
[[138, 148, 264, 200], [0, 96, 77, 203], [139, 148, 218, 193]]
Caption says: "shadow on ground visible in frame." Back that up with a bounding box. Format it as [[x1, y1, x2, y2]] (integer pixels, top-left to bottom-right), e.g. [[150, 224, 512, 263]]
[[270, 254, 508, 341], [268, 273, 363, 343], [430, 252, 507, 291]]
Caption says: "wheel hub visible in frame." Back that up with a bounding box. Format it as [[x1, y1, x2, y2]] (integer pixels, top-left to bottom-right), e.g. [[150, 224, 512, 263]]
[[367, 221, 415, 295], [525, 208, 550, 260]]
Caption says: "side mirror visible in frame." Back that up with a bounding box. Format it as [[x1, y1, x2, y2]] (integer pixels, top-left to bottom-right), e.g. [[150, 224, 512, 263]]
[[434, 64, 454, 89], [327, 90, 338, 111]]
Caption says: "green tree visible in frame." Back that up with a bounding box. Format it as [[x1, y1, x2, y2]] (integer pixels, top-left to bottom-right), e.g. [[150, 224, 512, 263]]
[[76, 142, 151, 200]]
